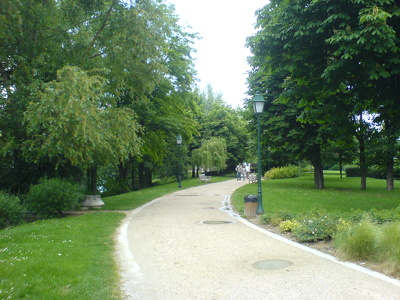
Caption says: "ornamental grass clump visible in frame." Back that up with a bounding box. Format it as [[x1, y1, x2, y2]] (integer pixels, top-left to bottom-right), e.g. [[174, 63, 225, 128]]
[[335, 218, 377, 261], [375, 222, 400, 275]]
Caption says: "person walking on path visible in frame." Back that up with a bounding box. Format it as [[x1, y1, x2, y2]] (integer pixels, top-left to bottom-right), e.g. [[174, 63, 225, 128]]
[[116, 179, 400, 299], [235, 163, 242, 181], [241, 163, 247, 181]]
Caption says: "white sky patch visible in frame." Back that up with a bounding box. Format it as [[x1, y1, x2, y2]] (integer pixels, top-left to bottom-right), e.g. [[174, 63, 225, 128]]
[[167, 0, 267, 108]]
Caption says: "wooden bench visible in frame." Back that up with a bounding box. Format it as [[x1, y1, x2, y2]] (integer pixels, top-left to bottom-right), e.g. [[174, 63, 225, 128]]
[[199, 173, 211, 183], [248, 173, 258, 183]]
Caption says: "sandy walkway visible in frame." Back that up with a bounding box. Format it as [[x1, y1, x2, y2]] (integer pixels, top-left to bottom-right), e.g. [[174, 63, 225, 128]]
[[115, 179, 400, 300]]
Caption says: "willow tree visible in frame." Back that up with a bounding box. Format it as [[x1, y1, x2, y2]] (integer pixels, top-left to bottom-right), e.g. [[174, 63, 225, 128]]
[[192, 137, 227, 174]]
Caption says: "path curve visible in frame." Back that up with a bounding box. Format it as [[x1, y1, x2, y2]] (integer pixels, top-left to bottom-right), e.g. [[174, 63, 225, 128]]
[[115, 179, 400, 300]]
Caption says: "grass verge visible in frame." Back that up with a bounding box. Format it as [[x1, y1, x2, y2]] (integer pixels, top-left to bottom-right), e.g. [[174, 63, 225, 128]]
[[0, 212, 125, 300]]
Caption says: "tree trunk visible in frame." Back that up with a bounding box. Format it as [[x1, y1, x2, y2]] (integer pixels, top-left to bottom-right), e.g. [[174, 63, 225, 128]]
[[310, 144, 324, 189], [359, 135, 367, 190], [86, 165, 99, 194], [385, 120, 396, 191], [192, 166, 196, 178], [118, 161, 131, 193], [386, 157, 395, 191], [355, 113, 367, 190], [339, 153, 343, 179], [138, 162, 145, 189], [145, 166, 152, 187]]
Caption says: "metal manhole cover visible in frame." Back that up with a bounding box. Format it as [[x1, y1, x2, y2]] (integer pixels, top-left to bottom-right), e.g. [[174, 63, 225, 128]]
[[202, 220, 233, 225], [252, 260, 293, 270]]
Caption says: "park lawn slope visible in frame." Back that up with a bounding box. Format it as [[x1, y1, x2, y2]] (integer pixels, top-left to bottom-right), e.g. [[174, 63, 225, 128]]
[[0, 212, 125, 300]]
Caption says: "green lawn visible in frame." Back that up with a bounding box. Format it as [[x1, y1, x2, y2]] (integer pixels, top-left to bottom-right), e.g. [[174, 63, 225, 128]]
[[2, 173, 399, 299], [0, 212, 125, 300], [232, 172, 400, 216], [0, 176, 233, 299]]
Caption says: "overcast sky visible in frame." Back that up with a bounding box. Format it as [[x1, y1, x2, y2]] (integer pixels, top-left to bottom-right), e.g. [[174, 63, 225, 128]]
[[166, 0, 267, 108]]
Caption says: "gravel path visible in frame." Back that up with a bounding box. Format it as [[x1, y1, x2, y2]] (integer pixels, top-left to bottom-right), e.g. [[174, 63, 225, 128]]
[[115, 179, 400, 300]]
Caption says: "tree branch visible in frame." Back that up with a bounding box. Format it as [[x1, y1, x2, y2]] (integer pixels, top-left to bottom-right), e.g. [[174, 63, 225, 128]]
[[86, 0, 117, 58]]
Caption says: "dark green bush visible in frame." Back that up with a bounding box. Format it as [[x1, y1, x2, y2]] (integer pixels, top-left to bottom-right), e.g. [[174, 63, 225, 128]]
[[101, 178, 131, 197], [24, 178, 84, 218], [367, 167, 384, 179], [345, 166, 360, 177], [345, 165, 386, 179], [365, 207, 400, 224], [0, 192, 25, 229]]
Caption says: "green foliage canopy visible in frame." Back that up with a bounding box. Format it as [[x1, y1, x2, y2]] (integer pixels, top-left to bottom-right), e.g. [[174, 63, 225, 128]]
[[24, 66, 142, 168]]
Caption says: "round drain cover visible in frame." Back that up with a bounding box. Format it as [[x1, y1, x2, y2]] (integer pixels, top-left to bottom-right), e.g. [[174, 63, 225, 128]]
[[202, 220, 233, 225], [252, 260, 293, 270]]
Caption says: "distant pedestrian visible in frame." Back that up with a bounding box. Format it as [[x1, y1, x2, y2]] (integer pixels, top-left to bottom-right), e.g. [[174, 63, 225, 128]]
[[245, 164, 250, 179], [241, 164, 246, 181], [235, 164, 242, 181]]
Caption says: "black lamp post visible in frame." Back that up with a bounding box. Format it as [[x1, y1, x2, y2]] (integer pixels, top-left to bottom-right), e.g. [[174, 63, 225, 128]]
[[253, 94, 265, 214], [176, 134, 182, 188]]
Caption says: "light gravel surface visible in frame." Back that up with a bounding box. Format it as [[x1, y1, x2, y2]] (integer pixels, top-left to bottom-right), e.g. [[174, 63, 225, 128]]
[[115, 179, 400, 300]]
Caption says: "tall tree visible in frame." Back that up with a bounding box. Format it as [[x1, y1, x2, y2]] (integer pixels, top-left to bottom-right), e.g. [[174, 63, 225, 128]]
[[0, 0, 199, 193], [247, 0, 400, 190], [24, 66, 142, 193]]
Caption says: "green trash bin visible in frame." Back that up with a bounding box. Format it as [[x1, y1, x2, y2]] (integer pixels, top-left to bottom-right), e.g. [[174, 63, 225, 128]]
[[244, 195, 258, 218]]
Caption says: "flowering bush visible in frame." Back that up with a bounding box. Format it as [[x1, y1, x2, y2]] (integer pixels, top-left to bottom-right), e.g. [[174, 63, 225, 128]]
[[293, 213, 338, 242]]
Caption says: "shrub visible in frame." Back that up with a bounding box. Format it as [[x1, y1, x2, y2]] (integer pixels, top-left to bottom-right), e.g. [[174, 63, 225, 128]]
[[101, 178, 130, 197], [345, 165, 360, 177], [279, 219, 300, 233], [335, 218, 377, 260], [366, 207, 400, 224], [264, 165, 301, 180], [293, 213, 338, 242], [0, 192, 25, 229], [24, 178, 84, 218], [335, 218, 352, 234], [261, 210, 295, 226]]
